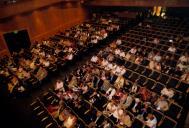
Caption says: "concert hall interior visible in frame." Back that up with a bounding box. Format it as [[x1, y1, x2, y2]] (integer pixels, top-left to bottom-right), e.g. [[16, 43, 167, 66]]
[[0, 0, 189, 128]]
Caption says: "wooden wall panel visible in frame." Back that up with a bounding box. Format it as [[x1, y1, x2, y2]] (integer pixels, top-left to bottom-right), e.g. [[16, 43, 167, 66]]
[[0, 2, 88, 57]]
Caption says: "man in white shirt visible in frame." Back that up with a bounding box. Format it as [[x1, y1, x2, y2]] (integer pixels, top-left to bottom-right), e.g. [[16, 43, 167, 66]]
[[112, 107, 124, 120], [161, 87, 174, 98], [153, 38, 160, 44], [113, 66, 121, 74], [106, 87, 116, 100], [67, 54, 73, 60], [120, 51, 126, 58], [55, 80, 65, 92], [145, 113, 157, 128], [168, 45, 176, 53], [120, 66, 126, 76], [115, 49, 121, 55], [91, 56, 98, 63], [153, 52, 162, 62], [101, 59, 108, 67], [116, 39, 122, 45], [129, 47, 137, 54]]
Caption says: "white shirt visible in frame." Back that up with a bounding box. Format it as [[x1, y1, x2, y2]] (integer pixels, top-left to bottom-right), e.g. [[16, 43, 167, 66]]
[[168, 47, 176, 53], [116, 40, 122, 45], [113, 108, 123, 119], [120, 52, 126, 57], [129, 48, 137, 54], [107, 63, 114, 70], [146, 116, 157, 128], [91, 56, 98, 63], [102, 60, 108, 67], [113, 66, 121, 74], [120, 67, 126, 76], [106, 88, 116, 100], [91, 39, 98, 44], [55, 81, 64, 91], [115, 49, 121, 55], [67, 54, 73, 60], [153, 55, 161, 62], [179, 55, 188, 63], [161, 88, 174, 98]]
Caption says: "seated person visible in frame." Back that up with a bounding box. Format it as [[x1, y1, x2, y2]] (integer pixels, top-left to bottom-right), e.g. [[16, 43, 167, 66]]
[[119, 51, 126, 58], [148, 51, 155, 60], [145, 113, 157, 128], [112, 105, 124, 121], [101, 59, 108, 67], [107, 54, 114, 62], [129, 47, 137, 54], [135, 55, 143, 64], [101, 120, 112, 128], [123, 93, 133, 108], [68, 75, 77, 89], [181, 72, 189, 84], [55, 80, 65, 92], [114, 76, 125, 89], [138, 87, 151, 101], [106, 87, 116, 100], [168, 45, 176, 53], [39, 58, 50, 67], [153, 38, 160, 44], [119, 66, 126, 76], [131, 98, 142, 115], [177, 52, 189, 71], [161, 87, 174, 99], [130, 82, 138, 93], [119, 112, 132, 127], [35, 67, 48, 81], [137, 102, 151, 120], [7, 76, 19, 94], [63, 114, 77, 128], [116, 39, 122, 45], [106, 101, 116, 114], [91, 55, 99, 63], [154, 62, 161, 71], [154, 96, 169, 112], [65, 53, 73, 61], [47, 104, 60, 118], [153, 52, 162, 63], [115, 48, 121, 55], [16, 67, 31, 80]]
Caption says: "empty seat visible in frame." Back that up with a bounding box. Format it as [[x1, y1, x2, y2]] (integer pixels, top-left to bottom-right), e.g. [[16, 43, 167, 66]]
[[129, 63, 139, 71], [165, 103, 182, 120], [129, 73, 139, 82], [137, 76, 147, 86], [123, 70, 133, 79], [135, 65, 145, 74], [151, 83, 165, 94], [152, 109, 164, 125], [158, 116, 177, 128], [144, 79, 155, 90], [132, 118, 144, 128], [158, 74, 169, 84], [166, 78, 179, 88], [149, 71, 160, 81], [124, 61, 132, 68], [177, 82, 189, 93], [142, 68, 152, 77]]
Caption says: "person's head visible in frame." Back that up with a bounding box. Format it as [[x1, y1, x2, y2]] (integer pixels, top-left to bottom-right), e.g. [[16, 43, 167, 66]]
[[148, 113, 154, 120]]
